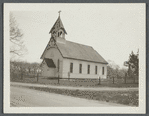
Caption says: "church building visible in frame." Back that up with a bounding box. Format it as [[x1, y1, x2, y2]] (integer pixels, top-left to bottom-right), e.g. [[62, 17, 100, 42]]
[[40, 12, 108, 79]]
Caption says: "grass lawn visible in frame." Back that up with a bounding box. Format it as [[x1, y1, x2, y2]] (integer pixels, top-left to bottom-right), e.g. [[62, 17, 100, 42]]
[[16, 85, 138, 106]]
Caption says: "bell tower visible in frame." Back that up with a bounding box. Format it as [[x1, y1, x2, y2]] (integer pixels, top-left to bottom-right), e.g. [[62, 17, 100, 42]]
[[49, 11, 67, 44]]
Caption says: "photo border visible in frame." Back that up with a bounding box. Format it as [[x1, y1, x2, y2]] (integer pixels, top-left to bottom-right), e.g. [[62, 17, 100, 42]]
[[2, 2, 147, 115]]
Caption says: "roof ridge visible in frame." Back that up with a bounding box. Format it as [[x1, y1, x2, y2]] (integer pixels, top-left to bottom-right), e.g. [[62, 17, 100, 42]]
[[66, 40, 93, 48]]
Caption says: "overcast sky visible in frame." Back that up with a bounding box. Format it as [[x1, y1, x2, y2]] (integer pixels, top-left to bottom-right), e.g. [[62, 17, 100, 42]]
[[10, 4, 145, 68]]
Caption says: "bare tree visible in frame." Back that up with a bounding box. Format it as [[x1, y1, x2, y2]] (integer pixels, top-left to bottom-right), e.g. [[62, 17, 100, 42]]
[[10, 12, 27, 59], [107, 66, 117, 84]]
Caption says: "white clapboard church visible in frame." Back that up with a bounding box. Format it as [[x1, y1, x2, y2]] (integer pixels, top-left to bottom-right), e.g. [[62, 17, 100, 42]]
[[40, 12, 108, 79]]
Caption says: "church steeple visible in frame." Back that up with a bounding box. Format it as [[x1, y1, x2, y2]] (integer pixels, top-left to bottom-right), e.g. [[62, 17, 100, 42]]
[[49, 11, 67, 44], [49, 11, 67, 39]]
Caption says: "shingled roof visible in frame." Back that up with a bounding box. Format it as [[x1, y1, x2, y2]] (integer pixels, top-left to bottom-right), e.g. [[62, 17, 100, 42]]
[[49, 16, 67, 34], [56, 41, 108, 64]]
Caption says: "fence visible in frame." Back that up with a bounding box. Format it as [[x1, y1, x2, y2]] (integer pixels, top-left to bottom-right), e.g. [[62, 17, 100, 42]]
[[10, 71, 139, 88]]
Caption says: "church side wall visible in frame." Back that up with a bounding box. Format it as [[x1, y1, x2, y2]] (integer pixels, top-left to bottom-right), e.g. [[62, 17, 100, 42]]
[[41, 47, 63, 78], [62, 58, 107, 79]]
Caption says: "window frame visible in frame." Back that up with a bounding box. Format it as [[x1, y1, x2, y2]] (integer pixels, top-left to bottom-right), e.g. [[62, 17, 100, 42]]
[[102, 67, 104, 75], [88, 65, 90, 74], [79, 64, 82, 73], [95, 66, 97, 74], [70, 63, 73, 73]]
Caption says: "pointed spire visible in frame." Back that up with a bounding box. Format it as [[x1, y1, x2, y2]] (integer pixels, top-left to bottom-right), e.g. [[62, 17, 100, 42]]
[[49, 11, 67, 34]]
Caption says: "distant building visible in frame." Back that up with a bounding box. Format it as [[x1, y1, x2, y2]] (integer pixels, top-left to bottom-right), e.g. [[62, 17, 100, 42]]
[[40, 13, 108, 79]]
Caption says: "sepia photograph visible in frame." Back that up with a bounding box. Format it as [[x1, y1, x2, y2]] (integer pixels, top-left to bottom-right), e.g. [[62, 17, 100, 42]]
[[4, 3, 146, 113]]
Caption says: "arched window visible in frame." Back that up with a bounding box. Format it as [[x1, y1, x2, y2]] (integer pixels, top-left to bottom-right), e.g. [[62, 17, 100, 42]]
[[60, 31, 63, 37], [60, 31, 62, 35]]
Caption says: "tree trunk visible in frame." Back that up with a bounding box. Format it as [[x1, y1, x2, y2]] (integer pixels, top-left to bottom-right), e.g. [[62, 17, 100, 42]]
[[124, 73, 127, 84], [21, 72, 23, 80], [133, 76, 135, 83], [124, 76, 126, 84], [58, 74, 60, 84], [37, 74, 39, 82], [99, 77, 101, 85], [113, 77, 114, 84]]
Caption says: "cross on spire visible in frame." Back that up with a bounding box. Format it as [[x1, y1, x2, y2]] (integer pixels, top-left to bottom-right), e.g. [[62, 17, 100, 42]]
[[58, 10, 61, 16], [49, 11, 67, 34]]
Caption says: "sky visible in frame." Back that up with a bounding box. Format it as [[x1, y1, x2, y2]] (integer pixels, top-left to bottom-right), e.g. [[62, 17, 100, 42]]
[[10, 4, 145, 68]]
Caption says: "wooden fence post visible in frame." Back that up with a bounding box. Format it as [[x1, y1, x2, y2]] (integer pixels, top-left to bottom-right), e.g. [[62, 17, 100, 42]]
[[37, 73, 39, 82], [124, 72, 127, 84], [58, 73, 59, 84], [21, 71, 23, 80], [99, 76, 101, 85], [113, 77, 114, 84]]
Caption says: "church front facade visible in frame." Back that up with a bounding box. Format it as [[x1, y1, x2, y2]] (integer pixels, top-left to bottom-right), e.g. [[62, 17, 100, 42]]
[[40, 13, 108, 79]]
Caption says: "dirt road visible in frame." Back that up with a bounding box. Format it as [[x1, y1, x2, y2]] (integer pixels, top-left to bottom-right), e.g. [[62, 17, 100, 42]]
[[10, 86, 127, 107]]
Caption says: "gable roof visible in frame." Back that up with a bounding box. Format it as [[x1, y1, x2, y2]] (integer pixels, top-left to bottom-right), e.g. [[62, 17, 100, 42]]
[[49, 16, 67, 34], [40, 39, 51, 59], [56, 41, 108, 64]]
